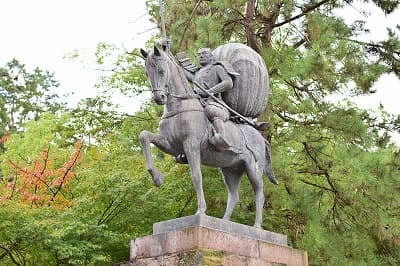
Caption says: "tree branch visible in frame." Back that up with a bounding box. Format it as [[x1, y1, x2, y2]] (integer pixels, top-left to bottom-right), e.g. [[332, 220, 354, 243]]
[[345, 38, 400, 57], [259, 1, 283, 44], [179, 0, 203, 47], [0, 243, 20, 266], [245, 0, 261, 52], [302, 142, 337, 193], [300, 178, 336, 193], [51, 142, 82, 201], [293, 38, 306, 49], [8, 160, 56, 196], [273, 0, 332, 28], [98, 198, 115, 225], [178, 193, 195, 217]]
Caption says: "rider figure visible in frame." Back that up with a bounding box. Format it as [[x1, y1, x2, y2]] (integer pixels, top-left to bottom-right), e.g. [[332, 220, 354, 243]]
[[180, 48, 235, 151]]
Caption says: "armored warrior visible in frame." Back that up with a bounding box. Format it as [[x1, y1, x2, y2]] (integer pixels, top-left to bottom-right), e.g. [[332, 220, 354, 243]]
[[177, 48, 239, 151]]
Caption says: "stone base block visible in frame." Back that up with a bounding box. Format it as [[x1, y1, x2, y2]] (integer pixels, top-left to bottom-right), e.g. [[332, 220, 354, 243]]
[[130, 215, 308, 266]]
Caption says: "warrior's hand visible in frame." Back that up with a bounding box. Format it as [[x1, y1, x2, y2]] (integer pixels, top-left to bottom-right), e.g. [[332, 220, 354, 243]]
[[160, 39, 170, 51], [200, 90, 209, 97], [208, 83, 227, 95], [194, 87, 208, 97], [176, 52, 187, 64]]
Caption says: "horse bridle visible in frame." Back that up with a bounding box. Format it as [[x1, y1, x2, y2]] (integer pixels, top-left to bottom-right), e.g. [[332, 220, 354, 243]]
[[150, 58, 200, 100], [152, 88, 199, 100]]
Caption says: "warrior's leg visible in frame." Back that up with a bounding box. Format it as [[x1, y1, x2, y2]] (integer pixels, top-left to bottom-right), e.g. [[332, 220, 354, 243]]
[[211, 118, 230, 151], [206, 102, 230, 151]]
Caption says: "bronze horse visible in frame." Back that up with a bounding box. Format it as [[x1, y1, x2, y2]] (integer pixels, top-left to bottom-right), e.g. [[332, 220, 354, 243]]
[[139, 46, 277, 228]]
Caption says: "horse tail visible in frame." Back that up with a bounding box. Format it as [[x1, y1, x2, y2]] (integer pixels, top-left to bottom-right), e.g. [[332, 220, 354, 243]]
[[264, 139, 278, 185]]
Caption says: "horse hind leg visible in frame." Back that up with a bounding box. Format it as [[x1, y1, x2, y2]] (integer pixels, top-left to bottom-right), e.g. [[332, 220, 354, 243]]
[[221, 167, 244, 221], [246, 160, 265, 228]]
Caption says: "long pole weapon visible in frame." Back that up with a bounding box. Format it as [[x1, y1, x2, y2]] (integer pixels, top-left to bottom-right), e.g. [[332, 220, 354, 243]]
[[158, 0, 169, 50], [160, 2, 265, 131]]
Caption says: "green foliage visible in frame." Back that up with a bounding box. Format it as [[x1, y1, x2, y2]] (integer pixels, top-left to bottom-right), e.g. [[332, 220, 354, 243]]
[[0, 113, 115, 265], [143, 0, 400, 265], [0, 202, 119, 265], [94, 43, 150, 97], [0, 59, 61, 134], [0, 103, 226, 264], [1, 1, 400, 265], [67, 96, 126, 145]]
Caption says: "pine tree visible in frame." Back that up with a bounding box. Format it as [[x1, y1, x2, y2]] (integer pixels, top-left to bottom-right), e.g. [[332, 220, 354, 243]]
[[142, 0, 400, 264]]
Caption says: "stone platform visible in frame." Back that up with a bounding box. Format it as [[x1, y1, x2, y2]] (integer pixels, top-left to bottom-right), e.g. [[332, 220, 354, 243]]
[[130, 215, 308, 265]]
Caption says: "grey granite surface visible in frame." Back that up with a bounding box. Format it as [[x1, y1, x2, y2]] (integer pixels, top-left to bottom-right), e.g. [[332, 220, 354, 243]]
[[153, 214, 287, 246]]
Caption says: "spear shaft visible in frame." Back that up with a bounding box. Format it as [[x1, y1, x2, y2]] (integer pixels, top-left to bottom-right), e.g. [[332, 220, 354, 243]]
[[193, 81, 259, 128], [158, 0, 167, 42]]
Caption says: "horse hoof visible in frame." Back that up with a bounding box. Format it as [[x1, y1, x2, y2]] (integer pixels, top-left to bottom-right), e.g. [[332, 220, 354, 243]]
[[148, 169, 164, 187], [222, 215, 231, 221], [268, 174, 279, 185], [254, 223, 262, 229], [195, 210, 206, 216]]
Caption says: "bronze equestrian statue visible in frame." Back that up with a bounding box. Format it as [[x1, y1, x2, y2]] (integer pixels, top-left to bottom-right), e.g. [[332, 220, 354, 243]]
[[139, 43, 277, 228]]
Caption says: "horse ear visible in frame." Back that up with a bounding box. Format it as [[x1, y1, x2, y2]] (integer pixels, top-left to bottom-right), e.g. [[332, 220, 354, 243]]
[[154, 46, 161, 56], [140, 48, 148, 58]]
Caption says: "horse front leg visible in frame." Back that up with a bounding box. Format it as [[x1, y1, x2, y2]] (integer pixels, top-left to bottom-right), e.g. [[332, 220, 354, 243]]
[[139, 130, 175, 187], [183, 139, 207, 215]]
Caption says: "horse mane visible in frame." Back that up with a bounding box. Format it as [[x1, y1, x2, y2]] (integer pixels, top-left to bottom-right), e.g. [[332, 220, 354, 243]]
[[163, 50, 196, 96], [146, 47, 196, 97]]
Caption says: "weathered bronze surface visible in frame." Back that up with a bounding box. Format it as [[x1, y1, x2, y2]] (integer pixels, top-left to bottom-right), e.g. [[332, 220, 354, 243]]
[[139, 44, 276, 228]]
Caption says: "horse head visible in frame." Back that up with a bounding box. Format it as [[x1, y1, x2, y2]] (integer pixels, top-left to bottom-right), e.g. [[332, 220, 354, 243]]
[[141, 46, 171, 105]]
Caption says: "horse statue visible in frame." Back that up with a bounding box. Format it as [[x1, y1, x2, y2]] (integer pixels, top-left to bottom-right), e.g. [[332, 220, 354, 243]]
[[139, 45, 277, 228]]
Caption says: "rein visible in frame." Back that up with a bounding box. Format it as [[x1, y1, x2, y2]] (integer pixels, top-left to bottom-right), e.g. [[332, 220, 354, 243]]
[[162, 107, 204, 120], [152, 54, 199, 100], [149, 50, 203, 120], [152, 88, 200, 100]]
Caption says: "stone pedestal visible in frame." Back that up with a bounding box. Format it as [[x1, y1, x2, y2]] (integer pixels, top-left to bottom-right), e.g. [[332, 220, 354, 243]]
[[130, 215, 308, 265]]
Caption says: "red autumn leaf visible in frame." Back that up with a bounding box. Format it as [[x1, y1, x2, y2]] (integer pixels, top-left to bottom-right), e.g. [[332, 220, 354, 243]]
[[1, 140, 84, 208]]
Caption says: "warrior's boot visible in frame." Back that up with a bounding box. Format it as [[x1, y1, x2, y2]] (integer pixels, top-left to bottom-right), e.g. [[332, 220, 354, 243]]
[[210, 119, 230, 152]]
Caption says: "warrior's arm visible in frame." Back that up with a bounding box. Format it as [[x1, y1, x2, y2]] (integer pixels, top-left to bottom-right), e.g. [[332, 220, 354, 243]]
[[207, 65, 233, 95]]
